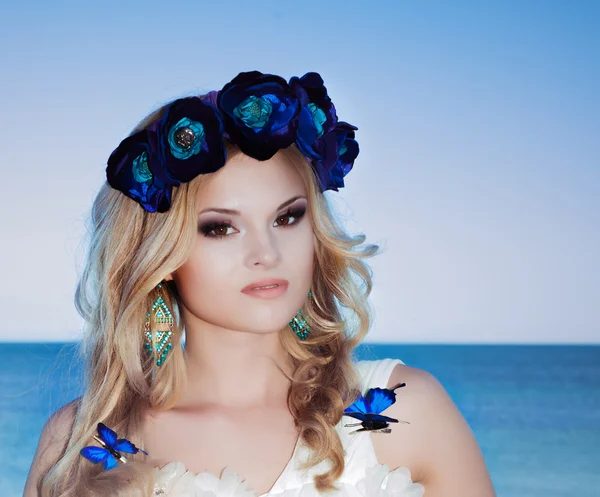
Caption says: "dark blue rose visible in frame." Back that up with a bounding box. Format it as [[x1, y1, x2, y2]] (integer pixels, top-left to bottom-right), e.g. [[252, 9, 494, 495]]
[[234, 95, 273, 128], [326, 122, 359, 191], [290, 72, 338, 168], [106, 129, 174, 213], [158, 97, 227, 183], [307, 103, 327, 137], [217, 71, 301, 160], [167, 117, 205, 160]]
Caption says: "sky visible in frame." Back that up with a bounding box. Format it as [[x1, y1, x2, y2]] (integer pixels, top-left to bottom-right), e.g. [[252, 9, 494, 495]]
[[1, 0, 598, 343]]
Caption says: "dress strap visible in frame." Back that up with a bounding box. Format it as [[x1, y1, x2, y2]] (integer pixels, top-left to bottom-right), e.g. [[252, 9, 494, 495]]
[[334, 358, 407, 480], [354, 358, 405, 393]]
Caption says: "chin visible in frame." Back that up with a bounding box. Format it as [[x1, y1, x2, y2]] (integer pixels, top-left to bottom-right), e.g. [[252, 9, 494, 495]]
[[235, 309, 295, 334]]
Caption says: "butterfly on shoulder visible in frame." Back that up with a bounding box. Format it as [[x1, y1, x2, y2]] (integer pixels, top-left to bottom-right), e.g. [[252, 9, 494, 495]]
[[80, 422, 149, 470], [343, 382, 410, 434]]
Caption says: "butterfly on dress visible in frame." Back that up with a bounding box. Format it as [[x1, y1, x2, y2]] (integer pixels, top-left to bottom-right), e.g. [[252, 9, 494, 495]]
[[80, 422, 149, 471], [343, 382, 410, 434]]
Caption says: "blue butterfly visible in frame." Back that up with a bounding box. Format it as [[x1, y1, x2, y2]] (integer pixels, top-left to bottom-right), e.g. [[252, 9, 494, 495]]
[[80, 422, 149, 471], [343, 382, 409, 434]]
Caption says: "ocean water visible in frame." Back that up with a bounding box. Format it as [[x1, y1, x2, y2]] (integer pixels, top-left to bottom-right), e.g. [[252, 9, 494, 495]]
[[1, 343, 598, 497]]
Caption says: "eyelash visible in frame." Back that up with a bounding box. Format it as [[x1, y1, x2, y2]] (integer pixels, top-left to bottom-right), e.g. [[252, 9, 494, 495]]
[[198, 207, 307, 239]]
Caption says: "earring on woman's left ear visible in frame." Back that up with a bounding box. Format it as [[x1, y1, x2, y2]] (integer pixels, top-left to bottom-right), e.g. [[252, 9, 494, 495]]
[[289, 290, 313, 341]]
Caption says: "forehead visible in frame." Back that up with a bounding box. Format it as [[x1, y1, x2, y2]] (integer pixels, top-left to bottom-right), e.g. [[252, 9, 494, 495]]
[[196, 151, 307, 210]]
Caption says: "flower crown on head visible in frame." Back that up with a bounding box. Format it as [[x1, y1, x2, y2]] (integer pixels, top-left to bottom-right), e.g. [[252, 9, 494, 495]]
[[106, 71, 359, 213]]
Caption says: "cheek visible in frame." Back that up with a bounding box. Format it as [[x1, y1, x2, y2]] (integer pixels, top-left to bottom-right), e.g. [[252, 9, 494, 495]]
[[174, 246, 237, 309], [285, 225, 315, 275]]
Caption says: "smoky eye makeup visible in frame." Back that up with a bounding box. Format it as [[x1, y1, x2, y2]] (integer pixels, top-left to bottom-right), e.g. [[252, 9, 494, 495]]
[[197, 201, 307, 238]]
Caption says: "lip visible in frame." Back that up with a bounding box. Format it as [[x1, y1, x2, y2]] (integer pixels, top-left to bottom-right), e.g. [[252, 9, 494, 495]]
[[241, 284, 289, 300], [241, 278, 289, 293]]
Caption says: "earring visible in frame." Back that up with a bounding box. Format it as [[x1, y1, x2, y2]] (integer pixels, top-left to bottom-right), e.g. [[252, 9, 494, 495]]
[[289, 290, 313, 341], [143, 282, 174, 367]]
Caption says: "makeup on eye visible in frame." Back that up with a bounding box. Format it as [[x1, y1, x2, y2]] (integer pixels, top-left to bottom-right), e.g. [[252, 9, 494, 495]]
[[198, 206, 307, 239]]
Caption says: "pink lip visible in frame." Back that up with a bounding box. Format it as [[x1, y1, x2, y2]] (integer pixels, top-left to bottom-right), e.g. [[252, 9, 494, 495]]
[[242, 278, 289, 292], [242, 284, 288, 299], [241, 278, 289, 299]]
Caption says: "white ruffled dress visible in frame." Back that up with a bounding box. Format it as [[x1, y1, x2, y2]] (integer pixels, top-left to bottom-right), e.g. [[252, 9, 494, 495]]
[[152, 358, 425, 497]]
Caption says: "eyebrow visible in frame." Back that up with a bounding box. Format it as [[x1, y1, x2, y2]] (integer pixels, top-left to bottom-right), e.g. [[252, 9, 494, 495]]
[[199, 195, 307, 216]]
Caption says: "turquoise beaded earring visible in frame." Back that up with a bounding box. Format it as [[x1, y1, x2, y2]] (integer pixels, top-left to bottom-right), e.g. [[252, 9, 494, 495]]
[[143, 282, 174, 367], [289, 290, 313, 341]]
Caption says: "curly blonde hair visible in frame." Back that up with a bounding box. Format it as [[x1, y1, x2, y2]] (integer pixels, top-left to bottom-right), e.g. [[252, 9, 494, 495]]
[[39, 97, 381, 496]]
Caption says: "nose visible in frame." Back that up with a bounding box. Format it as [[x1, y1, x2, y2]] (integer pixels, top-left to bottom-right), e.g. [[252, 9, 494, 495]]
[[244, 226, 282, 268]]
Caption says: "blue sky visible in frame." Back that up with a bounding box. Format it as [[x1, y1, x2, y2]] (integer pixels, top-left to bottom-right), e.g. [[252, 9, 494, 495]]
[[1, 0, 598, 342]]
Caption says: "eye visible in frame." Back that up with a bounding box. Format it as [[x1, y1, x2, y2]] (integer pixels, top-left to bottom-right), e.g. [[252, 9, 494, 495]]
[[198, 207, 306, 239], [274, 207, 306, 227], [198, 221, 236, 238]]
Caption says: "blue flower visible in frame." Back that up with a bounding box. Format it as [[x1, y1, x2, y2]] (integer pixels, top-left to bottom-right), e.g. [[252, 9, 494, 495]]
[[327, 122, 359, 191], [131, 151, 153, 183], [158, 97, 226, 183], [106, 129, 174, 213], [233, 95, 273, 128], [307, 103, 327, 137], [167, 117, 205, 160], [217, 71, 301, 160], [290, 72, 338, 168]]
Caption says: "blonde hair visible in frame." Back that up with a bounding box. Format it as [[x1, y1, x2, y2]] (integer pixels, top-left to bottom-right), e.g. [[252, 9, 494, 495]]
[[40, 97, 381, 496]]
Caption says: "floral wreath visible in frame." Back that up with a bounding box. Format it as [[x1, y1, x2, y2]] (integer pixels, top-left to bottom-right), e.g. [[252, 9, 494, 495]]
[[106, 71, 359, 213]]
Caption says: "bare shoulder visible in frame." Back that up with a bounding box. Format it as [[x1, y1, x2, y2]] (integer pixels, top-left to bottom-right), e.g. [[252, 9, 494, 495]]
[[373, 363, 496, 497], [23, 397, 81, 497]]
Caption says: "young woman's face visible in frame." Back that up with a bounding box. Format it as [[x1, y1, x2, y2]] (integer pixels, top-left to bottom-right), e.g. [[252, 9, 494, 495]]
[[172, 150, 315, 336]]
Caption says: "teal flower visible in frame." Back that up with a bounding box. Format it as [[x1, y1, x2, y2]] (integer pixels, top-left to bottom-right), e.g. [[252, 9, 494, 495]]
[[217, 71, 301, 160], [158, 97, 226, 183], [233, 95, 273, 129], [131, 151, 153, 183], [290, 72, 338, 168], [167, 117, 205, 160], [328, 121, 359, 191], [106, 129, 174, 213], [307, 103, 327, 138]]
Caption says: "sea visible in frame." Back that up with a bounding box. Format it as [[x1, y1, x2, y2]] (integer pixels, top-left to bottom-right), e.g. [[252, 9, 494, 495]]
[[1, 343, 598, 497]]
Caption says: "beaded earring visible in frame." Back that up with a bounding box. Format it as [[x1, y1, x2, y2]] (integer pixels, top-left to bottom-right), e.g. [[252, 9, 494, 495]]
[[143, 282, 174, 367], [289, 290, 313, 341]]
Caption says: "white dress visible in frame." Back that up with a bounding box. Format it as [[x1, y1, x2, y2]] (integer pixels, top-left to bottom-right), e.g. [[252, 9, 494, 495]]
[[152, 358, 425, 496]]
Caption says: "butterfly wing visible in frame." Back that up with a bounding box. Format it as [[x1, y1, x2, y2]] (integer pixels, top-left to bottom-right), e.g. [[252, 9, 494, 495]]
[[114, 438, 148, 455], [344, 394, 369, 415], [364, 387, 397, 414], [82, 423, 148, 469], [345, 412, 399, 422], [345, 383, 407, 432], [343, 411, 368, 422], [80, 446, 109, 465], [97, 422, 118, 448], [103, 453, 119, 471], [367, 413, 399, 423]]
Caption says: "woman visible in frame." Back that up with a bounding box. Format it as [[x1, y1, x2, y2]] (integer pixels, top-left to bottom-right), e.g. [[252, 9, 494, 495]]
[[24, 71, 496, 496]]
